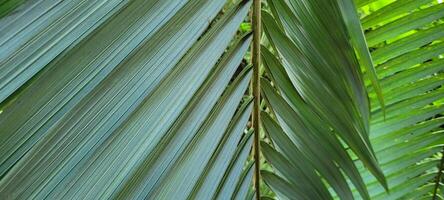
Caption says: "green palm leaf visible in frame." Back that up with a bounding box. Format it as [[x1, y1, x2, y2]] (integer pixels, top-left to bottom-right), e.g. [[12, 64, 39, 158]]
[[260, 0, 444, 199], [0, 0, 254, 199], [2, 0, 443, 199], [357, 0, 444, 199], [260, 0, 387, 198]]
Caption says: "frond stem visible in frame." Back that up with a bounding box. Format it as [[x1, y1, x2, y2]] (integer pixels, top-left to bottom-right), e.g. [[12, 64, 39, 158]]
[[252, 0, 261, 199]]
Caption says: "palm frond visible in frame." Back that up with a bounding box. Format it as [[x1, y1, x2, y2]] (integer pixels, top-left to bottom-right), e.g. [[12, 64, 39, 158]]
[[260, 0, 444, 199], [356, 0, 444, 199], [0, 0, 254, 199], [259, 0, 387, 198], [2, 0, 443, 199]]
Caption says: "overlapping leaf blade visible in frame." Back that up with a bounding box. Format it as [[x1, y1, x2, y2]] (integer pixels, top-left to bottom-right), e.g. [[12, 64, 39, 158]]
[[261, 47, 374, 199], [353, 0, 444, 198], [0, 0, 254, 199], [215, 132, 254, 200], [259, 0, 387, 198], [0, 0, 131, 102], [0, 0, 204, 178]]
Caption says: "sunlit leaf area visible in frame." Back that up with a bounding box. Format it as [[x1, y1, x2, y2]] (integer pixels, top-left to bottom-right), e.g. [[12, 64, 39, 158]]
[[0, 0, 443, 199]]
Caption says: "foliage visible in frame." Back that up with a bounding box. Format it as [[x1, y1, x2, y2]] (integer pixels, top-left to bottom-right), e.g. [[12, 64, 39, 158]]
[[0, 0, 254, 199], [259, 0, 444, 199], [0, 0, 443, 199]]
